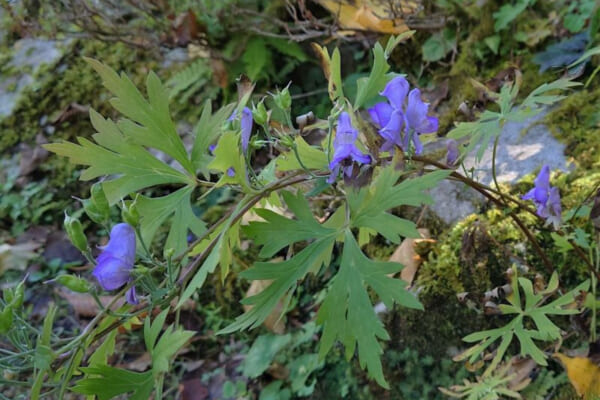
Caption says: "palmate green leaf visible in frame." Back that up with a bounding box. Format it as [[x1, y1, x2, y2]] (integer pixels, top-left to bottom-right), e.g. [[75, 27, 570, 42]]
[[136, 186, 206, 257], [219, 237, 336, 334], [151, 325, 195, 374], [354, 33, 413, 109], [191, 100, 236, 175], [243, 37, 272, 81], [276, 136, 328, 172], [460, 270, 589, 374], [448, 78, 579, 161], [317, 231, 422, 388], [71, 366, 153, 400], [243, 191, 336, 257], [85, 58, 194, 174], [45, 110, 194, 204], [208, 131, 254, 193], [348, 167, 450, 243]]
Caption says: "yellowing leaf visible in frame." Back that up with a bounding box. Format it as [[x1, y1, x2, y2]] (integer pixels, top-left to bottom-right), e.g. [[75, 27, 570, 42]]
[[554, 353, 600, 399], [316, 0, 416, 34]]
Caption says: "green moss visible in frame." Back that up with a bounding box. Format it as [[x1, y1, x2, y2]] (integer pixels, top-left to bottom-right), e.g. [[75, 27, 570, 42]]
[[541, 85, 600, 170], [0, 39, 158, 153]]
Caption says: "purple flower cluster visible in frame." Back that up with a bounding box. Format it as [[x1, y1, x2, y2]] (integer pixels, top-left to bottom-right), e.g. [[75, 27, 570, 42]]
[[522, 165, 562, 229], [229, 107, 253, 152], [92, 223, 138, 304], [369, 77, 438, 154], [328, 112, 371, 183]]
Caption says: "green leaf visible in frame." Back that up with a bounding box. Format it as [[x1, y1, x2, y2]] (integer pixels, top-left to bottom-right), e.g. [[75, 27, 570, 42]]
[[460, 268, 589, 374], [72, 366, 153, 400], [493, 0, 532, 32], [191, 100, 236, 174], [348, 167, 450, 243], [317, 231, 422, 388], [265, 37, 308, 62], [144, 308, 170, 352], [151, 325, 195, 374], [45, 110, 194, 204], [136, 186, 206, 257], [422, 28, 456, 62], [354, 42, 391, 109], [219, 237, 336, 334], [243, 191, 336, 257], [241, 333, 292, 378], [243, 37, 271, 81], [208, 131, 254, 193], [288, 353, 321, 396], [85, 58, 194, 174], [484, 35, 501, 54], [276, 136, 328, 172]]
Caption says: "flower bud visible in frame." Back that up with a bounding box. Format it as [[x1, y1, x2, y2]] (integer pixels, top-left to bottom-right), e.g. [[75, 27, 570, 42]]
[[252, 101, 268, 126], [64, 213, 88, 252], [164, 248, 175, 259], [279, 135, 295, 148], [90, 183, 110, 219], [83, 199, 106, 224], [122, 200, 140, 227], [55, 275, 91, 293], [273, 87, 291, 110], [0, 306, 13, 334]]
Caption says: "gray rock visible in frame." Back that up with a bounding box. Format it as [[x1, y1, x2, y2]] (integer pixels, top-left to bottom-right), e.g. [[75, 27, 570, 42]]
[[428, 109, 571, 224], [462, 110, 571, 185], [0, 38, 68, 118]]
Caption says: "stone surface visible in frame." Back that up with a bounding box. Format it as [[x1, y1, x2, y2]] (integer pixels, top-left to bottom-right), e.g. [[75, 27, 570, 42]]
[[0, 39, 67, 118], [428, 109, 572, 224]]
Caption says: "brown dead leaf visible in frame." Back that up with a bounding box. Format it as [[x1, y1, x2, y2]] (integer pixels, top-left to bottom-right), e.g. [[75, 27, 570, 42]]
[[0, 242, 40, 275], [118, 352, 152, 372], [388, 228, 432, 285], [179, 378, 209, 400], [243, 279, 285, 334], [506, 356, 536, 391], [210, 58, 228, 89], [172, 10, 202, 46], [315, 0, 416, 35], [56, 289, 124, 318]]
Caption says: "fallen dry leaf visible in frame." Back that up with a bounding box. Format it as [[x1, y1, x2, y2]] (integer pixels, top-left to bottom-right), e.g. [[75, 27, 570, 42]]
[[555, 342, 600, 400], [316, 0, 416, 35], [388, 228, 432, 285], [56, 289, 124, 318], [118, 352, 152, 372]]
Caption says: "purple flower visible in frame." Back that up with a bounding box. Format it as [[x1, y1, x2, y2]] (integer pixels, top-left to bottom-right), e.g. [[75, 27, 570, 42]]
[[446, 139, 459, 166], [229, 107, 253, 152], [328, 112, 371, 183], [368, 76, 438, 155], [93, 223, 138, 304], [522, 165, 562, 228]]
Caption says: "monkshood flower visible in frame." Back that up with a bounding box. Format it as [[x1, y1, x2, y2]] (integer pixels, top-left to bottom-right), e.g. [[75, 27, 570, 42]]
[[328, 112, 371, 183], [446, 139, 459, 166], [522, 165, 562, 229], [92, 223, 138, 304], [229, 107, 253, 152], [369, 76, 438, 154]]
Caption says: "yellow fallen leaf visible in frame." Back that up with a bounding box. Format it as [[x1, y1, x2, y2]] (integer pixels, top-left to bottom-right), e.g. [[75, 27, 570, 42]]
[[554, 352, 600, 399], [316, 0, 417, 35]]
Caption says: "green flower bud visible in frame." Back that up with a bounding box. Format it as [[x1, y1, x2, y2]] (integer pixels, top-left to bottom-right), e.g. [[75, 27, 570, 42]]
[[11, 281, 24, 309], [83, 199, 106, 224], [64, 213, 88, 252], [0, 306, 13, 334], [90, 183, 110, 219], [273, 87, 291, 110], [164, 248, 175, 259], [279, 134, 295, 148], [122, 199, 140, 227], [252, 101, 268, 126], [55, 275, 91, 293]]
